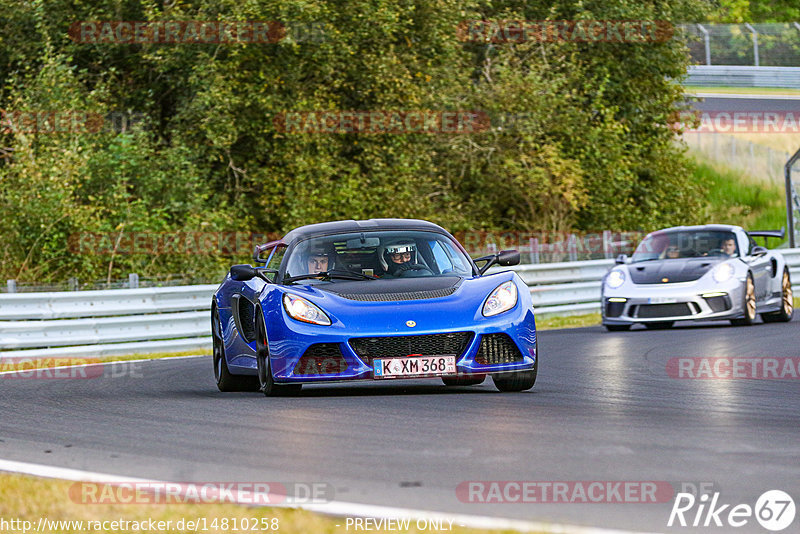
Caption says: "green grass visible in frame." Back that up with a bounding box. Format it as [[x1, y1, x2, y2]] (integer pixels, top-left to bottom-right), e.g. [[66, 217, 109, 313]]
[[685, 86, 800, 96], [536, 313, 601, 330], [691, 159, 789, 241]]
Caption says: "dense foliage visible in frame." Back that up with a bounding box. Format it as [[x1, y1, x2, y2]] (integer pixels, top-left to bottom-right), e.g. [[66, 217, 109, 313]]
[[0, 0, 713, 283]]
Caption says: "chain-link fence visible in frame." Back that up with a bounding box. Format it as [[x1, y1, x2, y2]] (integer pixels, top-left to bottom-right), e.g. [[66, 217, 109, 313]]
[[682, 23, 800, 66], [682, 132, 792, 186], [3, 232, 648, 292], [2, 273, 224, 293]]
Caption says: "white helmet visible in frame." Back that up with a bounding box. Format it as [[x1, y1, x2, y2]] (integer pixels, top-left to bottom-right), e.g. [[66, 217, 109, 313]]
[[380, 239, 416, 270]]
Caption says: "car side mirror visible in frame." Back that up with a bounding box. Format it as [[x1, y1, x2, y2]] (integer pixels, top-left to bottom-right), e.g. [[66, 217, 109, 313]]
[[496, 249, 520, 266], [615, 254, 628, 265], [475, 249, 521, 275], [750, 246, 768, 257], [230, 264, 257, 282]]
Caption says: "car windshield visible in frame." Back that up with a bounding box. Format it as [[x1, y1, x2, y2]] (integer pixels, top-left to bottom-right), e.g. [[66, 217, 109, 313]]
[[631, 230, 739, 262], [283, 230, 474, 283]]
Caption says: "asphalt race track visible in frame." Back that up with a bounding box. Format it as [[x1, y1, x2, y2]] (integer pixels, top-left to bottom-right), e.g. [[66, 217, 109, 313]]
[[1, 318, 799, 533], [689, 93, 800, 115]]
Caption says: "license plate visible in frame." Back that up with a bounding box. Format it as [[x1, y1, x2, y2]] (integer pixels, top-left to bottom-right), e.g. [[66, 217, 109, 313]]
[[373, 355, 456, 379], [648, 297, 678, 304]]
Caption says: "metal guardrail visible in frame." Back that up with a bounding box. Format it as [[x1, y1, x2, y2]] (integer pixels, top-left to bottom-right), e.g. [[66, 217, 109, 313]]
[[686, 65, 800, 88], [2, 250, 799, 358]]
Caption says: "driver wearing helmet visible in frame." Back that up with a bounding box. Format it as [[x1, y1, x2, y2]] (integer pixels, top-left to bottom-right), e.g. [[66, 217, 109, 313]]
[[384, 240, 418, 276]]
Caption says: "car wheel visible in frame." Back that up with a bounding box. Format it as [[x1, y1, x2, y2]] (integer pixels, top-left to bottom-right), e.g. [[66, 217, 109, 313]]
[[442, 374, 486, 386], [761, 268, 793, 323], [604, 324, 631, 331], [492, 343, 538, 392], [644, 321, 674, 330], [731, 273, 757, 326], [256, 317, 302, 397], [212, 308, 259, 392]]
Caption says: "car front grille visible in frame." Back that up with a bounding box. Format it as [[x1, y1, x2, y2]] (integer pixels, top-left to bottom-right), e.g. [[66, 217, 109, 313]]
[[337, 288, 457, 301], [634, 303, 694, 319], [475, 333, 524, 365], [293, 343, 348, 375], [349, 332, 473, 366]]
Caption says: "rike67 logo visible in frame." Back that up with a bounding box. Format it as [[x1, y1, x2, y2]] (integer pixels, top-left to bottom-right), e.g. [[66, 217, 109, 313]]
[[668, 490, 795, 531]]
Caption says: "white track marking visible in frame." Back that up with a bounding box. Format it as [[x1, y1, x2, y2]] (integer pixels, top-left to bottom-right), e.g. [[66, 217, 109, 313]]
[[0, 458, 656, 534], [0, 354, 206, 377]]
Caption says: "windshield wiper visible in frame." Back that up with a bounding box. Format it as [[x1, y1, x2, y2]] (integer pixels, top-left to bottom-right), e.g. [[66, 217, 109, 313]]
[[284, 269, 377, 284]]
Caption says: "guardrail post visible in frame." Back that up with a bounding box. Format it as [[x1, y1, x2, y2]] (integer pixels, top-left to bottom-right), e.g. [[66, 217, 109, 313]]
[[528, 237, 539, 264], [68, 277, 79, 291], [786, 147, 800, 248], [568, 234, 577, 262], [6, 279, 16, 293], [129, 273, 139, 289], [744, 23, 759, 67], [696, 24, 711, 66], [602, 231, 611, 259]]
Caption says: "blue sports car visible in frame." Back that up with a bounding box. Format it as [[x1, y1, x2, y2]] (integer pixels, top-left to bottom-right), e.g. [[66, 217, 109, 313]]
[[211, 219, 538, 395]]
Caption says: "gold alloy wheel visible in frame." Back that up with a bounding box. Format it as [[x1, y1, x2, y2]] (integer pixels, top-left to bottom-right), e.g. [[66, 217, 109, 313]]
[[782, 270, 793, 316], [745, 275, 756, 320]]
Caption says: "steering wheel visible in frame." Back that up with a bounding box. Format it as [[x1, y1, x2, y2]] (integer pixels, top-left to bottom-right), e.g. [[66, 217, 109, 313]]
[[706, 250, 727, 257], [397, 264, 434, 277]]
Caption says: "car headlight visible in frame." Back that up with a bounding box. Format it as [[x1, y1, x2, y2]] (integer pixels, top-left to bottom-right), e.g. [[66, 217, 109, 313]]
[[282, 293, 331, 326], [483, 281, 518, 317], [606, 269, 626, 289], [712, 262, 734, 283]]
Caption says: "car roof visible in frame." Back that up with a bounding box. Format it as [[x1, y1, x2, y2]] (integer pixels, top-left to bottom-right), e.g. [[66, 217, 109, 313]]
[[281, 218, 451, 243], [648, 224, 742, 235]]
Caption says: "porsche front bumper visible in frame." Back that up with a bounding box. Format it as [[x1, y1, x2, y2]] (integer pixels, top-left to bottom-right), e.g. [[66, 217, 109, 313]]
[[602, 277, 746, 325]]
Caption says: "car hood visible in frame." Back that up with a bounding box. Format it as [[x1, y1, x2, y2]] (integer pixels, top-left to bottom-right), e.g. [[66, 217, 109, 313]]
[[280, 274, 522, 331], [628, 257, 725, 284], [314, 276, 461, 301]]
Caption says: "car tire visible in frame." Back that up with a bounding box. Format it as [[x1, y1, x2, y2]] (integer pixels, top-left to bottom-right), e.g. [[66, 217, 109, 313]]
[[644, 321, 674, 330], [442, 374, 486, 386], [492, 342, 537, 392], [604, 324, 631, 331], [256, 316, 302, 397], [731, 273, 757, 326], [761, 268, 793, 323], [212, 308, 259, 392]]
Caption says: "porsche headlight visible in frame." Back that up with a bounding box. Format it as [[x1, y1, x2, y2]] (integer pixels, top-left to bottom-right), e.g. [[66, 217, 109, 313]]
[[712, 262, 734, 283], [283, 293, 331, 326], [483, 281, 518, 317], [606, 269, 626, 289]]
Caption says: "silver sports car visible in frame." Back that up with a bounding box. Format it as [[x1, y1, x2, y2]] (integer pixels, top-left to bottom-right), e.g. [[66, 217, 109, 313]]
[[601, 224, 793, 330]]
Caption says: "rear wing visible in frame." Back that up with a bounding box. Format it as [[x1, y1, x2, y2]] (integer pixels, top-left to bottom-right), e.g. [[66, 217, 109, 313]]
[[747, 228, 785, 246]]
